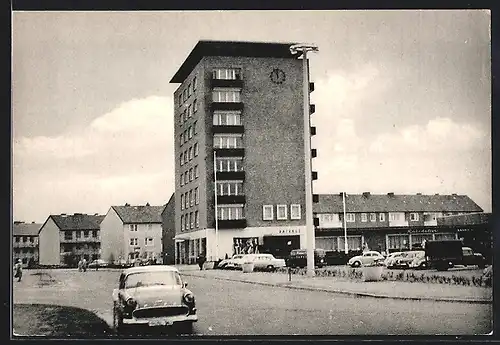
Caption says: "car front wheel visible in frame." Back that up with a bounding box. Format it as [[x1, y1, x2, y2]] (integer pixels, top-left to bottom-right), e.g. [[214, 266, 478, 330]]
[[351, 261, 361, 268], [266, 265, 275, 272]]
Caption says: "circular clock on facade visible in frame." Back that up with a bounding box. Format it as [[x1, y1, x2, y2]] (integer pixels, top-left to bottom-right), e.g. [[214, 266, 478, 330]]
[[270, 68, 286, 84]]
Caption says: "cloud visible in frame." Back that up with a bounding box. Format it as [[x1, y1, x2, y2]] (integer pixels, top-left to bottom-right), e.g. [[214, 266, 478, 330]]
[[369, 117, 488, 153], [13, 96, 175, 222]]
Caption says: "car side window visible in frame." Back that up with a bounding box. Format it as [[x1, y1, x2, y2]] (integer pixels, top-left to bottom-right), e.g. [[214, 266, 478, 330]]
[[119, 273, 126, 289]]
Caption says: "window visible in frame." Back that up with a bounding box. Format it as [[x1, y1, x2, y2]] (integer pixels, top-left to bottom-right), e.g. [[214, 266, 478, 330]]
[[276, 205, 288, 220], [218, 204, 245, 220], [195, 211, 199, 227], [15, 237, 19, 242], [180, 215, 184, 231], [184, 171, 188, 184], [370, 213, 377, 222], [193, 121, 198, 135], [181, 194, 184, 210], [188, 126, 193, 139], [187, 104, 192, 118], [189, 168, 193, 181], [389, 213, 402, 221], [180, 153, 184, 166], [64, 232, 72, 240], [263, 205, 273, 220], [215, 157, 243, 172], [178, 94, 182, 106], [189, 190, 194, 206], [184, 130, 188, 143], [213, 111, 242, 126], [212, 68, 242, 80], [130, 224, 138, 231], [212, 88, 241, 102], [379, 213, 386, 222], [361, 213, 368, 222], [213, 134, 243, 148], [194, 143, 199, 156], [180, 173, 184, 186], [92, 230, 98, 238], [76, 231, 81, 238], [192, 76, 197, 91], [290, 204, 301, 220], [182, 89, 187, 102], [318, 213, 339, 227], [410, 213, 419, 221], [194, 165, 199, 178], [129, 238, 138, 246], [187, 83, 192, 97], [195, 187, 199, 204], [216, 180, 244, 196], [189, 147, 193, 161], [180, 133, 184, 146], [145, 237, 154, 246], [190, 212, 194, 228], [193, 99, 198, 113], [387, 234, 410, 250], [346, 213, 356, 222], [185, 192, 190, 209]]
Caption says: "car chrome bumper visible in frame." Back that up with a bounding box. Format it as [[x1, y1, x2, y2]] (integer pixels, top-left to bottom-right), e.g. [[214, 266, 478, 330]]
[[123, 312, 198, 326]]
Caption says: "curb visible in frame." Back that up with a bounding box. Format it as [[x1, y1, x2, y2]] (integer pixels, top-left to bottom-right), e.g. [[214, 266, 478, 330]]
[[181, 272, 492, 305]]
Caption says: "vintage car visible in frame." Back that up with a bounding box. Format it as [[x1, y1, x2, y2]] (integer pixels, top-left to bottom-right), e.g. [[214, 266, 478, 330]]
[[391, 251, 425, 269], [286, 249, 326, 268], [217, 254, 245, 269], [347, 251, 385, 267], [88, 259, 109, 268], [112, 265, 197, 334], [383, 252, 404, 268], [235, 254, 286, 271]]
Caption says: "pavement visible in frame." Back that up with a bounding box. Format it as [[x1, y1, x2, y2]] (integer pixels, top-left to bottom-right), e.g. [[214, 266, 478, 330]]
[[176, 265, 492, 304]]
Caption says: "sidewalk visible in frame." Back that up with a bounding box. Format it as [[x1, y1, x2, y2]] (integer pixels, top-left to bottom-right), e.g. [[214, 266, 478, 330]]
[[176, 265, 492, 304]]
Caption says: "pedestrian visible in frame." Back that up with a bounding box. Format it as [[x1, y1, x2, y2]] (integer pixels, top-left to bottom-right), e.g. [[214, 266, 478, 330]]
[[13, 259, 23, 282], [82, 258, 87, 272], [197, 252, 206, 270], [78, 258, 83, 272]]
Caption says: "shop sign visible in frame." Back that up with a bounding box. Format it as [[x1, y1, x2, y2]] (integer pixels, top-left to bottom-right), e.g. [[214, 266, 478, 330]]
[[457, 228, 473, 232], [409, 228, 437, 234], [278, 228, 301, 235]]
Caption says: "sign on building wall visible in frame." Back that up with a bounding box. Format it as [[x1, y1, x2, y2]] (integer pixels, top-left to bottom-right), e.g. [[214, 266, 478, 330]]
[[277, 228, 301, 235], [233, 237, 259, 255]]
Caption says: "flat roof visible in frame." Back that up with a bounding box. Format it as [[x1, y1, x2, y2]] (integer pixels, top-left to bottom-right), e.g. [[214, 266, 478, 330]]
[[170, 40, 302, 83]]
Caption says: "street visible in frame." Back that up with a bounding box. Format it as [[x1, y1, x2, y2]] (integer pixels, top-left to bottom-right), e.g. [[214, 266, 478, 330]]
[[13, 268, 492, 336]]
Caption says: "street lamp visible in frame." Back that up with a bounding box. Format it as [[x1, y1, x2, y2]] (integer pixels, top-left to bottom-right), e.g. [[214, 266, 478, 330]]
[[290, 43, 319, 277]]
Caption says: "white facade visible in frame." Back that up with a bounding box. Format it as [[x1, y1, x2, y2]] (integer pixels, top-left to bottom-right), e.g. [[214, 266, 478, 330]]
[[100, 207, 163, 264], [38, 218, 60, 265]]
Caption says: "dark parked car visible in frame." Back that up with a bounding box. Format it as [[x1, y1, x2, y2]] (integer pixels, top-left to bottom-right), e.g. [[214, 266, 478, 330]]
[[425, 240, 486, 271], [286, 249, 326, 268], [461, 247, 486, 268]]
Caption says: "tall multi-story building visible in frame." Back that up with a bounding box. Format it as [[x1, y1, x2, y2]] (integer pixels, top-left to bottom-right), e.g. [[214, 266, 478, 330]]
[[38, 213, 104, 266], [314, 192, 483, 254], [13, 221, 41, 267], [170, 40, 316, 263]]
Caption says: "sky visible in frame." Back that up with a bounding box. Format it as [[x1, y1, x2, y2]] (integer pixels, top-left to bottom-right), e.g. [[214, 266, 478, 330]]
[[12, 10, 491, 223]]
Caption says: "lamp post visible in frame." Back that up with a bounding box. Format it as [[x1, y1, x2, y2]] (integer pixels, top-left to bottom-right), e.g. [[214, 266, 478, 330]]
[[290, 43, 319, 278], [213, 150, 219, 262], [343, 192, 348, 254]]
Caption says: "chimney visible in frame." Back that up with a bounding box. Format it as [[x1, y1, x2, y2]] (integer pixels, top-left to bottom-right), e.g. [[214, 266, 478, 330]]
[[125, 203, 130, 206], [74, 213, 82, 216], [94, 213, 98, 216], [451, 193, 457, 196], [146, 202, 151, 206], [435, 193, 439, 196], [362, 192, 370, 198], [387, 192, 394, 197], [416, 193, 422, 195], [31, 221, 35, 224], [14, 221, 23, 224]]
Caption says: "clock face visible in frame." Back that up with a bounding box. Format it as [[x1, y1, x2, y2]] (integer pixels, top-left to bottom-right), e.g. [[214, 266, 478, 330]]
[[270, 68, 286, 84]]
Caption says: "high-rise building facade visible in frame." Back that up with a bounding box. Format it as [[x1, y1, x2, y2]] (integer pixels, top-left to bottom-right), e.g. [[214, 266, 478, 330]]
[[170, 41, 315, 263]]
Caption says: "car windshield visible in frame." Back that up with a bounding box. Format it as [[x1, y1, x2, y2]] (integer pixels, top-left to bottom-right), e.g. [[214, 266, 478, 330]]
[[125, 271, 182, 289], [233, 255, 243, 259]]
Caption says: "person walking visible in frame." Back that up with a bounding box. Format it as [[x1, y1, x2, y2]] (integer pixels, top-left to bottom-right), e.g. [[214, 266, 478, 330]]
[[82, 258, 87, 272], [196, 252, 206, 270], [13, 259, 23, 282]]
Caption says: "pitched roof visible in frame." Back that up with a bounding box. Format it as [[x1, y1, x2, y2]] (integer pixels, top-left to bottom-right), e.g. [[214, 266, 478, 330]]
[[13, 222, 41, 236], [112, 205, 165, 224], [170, 40, 301, 83], [313, 193, 483, 213], [50, 214, 105, 231], [437, 212, 491, 226]]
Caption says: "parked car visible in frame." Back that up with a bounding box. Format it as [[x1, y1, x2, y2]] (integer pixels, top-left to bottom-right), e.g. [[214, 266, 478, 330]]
[[88, 259, 109, 268], [383, 252, 404, 268], [462, 247, 486, 268], [286, 248, 326, 268], [112, 265, 197, 334], [347, 251, 385, 267], [217, 254, 245, 269], [239, 254, 286, 271], [409, 251, 428, 269], [391, 251, 425, 269]]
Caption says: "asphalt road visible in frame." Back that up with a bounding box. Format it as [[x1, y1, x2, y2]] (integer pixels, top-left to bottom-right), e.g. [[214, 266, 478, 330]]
[[13, 269, 492, 336]]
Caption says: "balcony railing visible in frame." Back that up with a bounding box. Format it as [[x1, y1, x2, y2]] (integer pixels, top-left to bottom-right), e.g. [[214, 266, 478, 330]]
[[61, 237, 100, 243], [210, 78, 244, 88], [214, 148, 245, 157], [211, 102, 244, 111], [13, 242, 37, 248], [217, 195, 246, 204], [212, 125, 245, 134], [215, 171, 245, 180], [213, 219, 247, 229]]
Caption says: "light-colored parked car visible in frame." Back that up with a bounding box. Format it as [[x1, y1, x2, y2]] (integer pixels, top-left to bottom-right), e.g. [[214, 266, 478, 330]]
[[393, 250, 425, 269], [238, 254, 286, 271], [88, 259, 109, 268], [218, 254, 245, 269], [383, 252, 404, 267], [408, 251, 428, 269], [347, 251, 385, 267], [112, 265, 197, 334]]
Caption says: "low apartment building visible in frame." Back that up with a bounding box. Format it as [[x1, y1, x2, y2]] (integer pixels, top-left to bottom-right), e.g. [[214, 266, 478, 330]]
[[13, 221, 41, 267], [38, 213, 104, 266], [314, 192, 483, 254], [100, 204, 165, 264]]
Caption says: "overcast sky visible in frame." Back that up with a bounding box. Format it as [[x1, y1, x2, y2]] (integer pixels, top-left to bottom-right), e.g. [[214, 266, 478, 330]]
[[12, 10, 491, 223]]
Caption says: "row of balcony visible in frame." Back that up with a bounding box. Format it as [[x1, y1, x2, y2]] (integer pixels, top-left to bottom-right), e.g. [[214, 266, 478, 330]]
[[61, 237, 100, 243], [210, 78, 315, 93], [13, 242, 37, 248]]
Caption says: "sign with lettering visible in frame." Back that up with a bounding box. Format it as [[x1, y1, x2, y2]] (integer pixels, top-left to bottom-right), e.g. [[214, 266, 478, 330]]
[[409, 228, 438, 234], [278, 228, 301, 235]]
